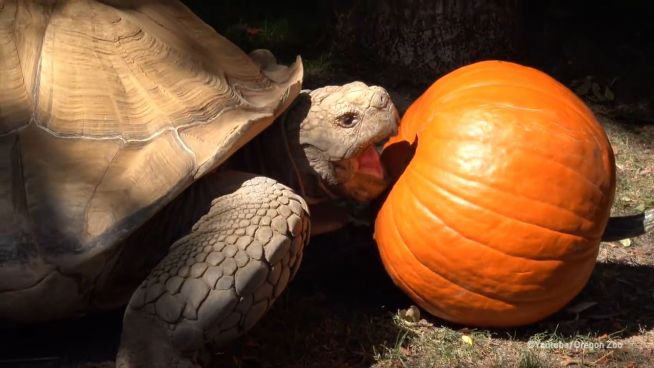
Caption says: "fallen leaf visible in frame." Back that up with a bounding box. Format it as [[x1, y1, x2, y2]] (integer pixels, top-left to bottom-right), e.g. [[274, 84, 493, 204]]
[[461, 335, 474, 346], [620, 238, 632, 247]]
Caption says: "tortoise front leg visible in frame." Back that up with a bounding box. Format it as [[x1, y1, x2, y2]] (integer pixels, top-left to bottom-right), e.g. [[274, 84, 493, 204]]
[[116, 172, 310, 368]]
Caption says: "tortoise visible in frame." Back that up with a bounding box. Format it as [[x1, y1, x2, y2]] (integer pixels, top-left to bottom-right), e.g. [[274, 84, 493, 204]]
[[0, 0, 398, 366]]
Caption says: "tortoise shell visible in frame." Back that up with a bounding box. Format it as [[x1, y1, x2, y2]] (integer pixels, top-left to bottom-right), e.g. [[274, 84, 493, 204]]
[[0, 0, 302, 290]]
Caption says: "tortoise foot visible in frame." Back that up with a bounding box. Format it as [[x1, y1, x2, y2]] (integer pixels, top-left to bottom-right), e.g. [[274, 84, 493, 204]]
[[116, 172, 310, 367]]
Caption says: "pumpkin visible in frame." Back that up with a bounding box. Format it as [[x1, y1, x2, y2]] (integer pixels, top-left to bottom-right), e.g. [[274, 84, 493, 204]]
[[374, 60, 615, 327]]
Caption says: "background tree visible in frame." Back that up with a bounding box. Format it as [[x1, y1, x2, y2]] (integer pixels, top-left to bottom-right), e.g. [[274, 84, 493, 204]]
[[333, 0, 524, 83]]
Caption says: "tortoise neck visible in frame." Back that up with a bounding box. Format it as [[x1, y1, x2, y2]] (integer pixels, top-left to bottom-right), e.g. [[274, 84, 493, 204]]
[[236, 92, 338, 205], [278, 98, 340, 205]]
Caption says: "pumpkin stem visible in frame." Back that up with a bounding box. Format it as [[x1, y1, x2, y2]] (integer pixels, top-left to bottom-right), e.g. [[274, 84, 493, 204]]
[[601, 208, 654, 241]]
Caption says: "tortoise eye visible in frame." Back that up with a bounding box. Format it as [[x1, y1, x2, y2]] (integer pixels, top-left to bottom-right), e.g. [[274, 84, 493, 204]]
[[338, 112, 359, 128]]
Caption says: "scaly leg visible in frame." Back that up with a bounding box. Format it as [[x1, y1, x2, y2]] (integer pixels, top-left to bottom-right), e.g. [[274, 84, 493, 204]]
[[116, 172, 310, 367]]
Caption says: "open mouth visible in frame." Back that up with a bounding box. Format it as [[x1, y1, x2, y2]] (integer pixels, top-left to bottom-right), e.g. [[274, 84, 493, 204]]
[[352, 144, 385, 180]]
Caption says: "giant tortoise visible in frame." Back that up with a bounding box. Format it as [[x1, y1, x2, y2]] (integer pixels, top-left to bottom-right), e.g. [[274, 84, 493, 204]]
[[0, 1, 398, 366]]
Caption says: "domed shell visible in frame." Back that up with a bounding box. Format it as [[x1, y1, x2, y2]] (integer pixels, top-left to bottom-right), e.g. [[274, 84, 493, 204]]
[[0, 0, 302, 287]]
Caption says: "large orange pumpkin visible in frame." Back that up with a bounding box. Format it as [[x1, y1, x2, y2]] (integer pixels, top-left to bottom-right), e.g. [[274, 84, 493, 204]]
[[374, 60, 616, 327]]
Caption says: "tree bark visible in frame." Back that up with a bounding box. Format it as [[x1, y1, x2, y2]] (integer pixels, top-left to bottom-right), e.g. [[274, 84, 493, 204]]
[[334, 0, 524, 82]]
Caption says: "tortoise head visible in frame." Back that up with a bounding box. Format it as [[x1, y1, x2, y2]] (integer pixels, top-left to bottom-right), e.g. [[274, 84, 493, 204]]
[[283, 82, 399, 203]]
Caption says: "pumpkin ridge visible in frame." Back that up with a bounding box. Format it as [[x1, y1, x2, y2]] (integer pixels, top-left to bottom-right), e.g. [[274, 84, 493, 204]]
[[436, 82, 604, 144], [408, 165, 602, 244], [385, 192, 576, 307], [397, 183, 596, 304], [431, 106, 598, 146], [417, 133, 606, 201], [412, 159, 603, 231], [384, 197, 531, 308], [398, 177, 592, 303]]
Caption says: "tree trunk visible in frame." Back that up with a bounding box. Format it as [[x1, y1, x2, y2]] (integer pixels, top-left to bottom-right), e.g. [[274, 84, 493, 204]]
[[334, 0, 524, 83]]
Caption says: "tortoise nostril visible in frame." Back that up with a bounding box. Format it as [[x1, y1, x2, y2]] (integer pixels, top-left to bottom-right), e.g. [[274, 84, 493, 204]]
[[372, 92, 389, 109]]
